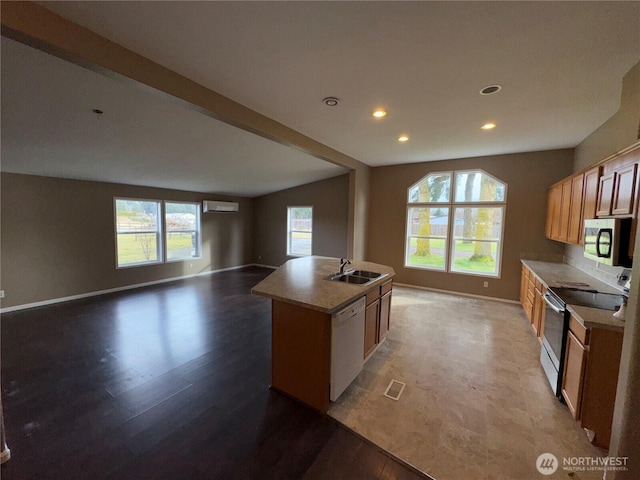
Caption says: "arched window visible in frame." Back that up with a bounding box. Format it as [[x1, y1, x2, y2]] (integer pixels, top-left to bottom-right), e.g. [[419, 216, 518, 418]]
[[406, 170, 507, 277]]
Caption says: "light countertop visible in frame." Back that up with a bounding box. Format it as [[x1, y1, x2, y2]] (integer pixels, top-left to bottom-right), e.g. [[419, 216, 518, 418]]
[[567, 304, 625, 333], [521, 260, 625, 332], [251, 256, 395, 314]]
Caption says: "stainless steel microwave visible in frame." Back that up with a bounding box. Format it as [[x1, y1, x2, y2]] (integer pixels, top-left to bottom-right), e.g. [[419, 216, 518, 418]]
[[583, 218, 633, 267]]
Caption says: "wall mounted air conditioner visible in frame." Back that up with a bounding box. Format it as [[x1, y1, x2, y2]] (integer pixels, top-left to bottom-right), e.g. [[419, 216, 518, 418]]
[[203, 200, 239, 213]]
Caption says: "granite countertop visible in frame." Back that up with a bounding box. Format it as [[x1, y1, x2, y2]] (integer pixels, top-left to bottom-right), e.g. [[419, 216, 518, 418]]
[[521, 260, 621, 294], [521, 260, 625, 331], [251, 256, 395, 314], [567, 304, 625, 333]]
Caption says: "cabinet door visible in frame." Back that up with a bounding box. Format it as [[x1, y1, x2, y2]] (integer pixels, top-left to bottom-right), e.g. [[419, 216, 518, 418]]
[[562, 329, 587, 420], [379, 291, 391, 341], [364, 300, 379, 359], [567, 174, 584, 244], [597, 172, 615, 216], [545, 184, 562, 240], [581, 167, 600, 244], [612, 163, 637, 215], [532, 288, 544, 337], [558, 179, 572, 242]]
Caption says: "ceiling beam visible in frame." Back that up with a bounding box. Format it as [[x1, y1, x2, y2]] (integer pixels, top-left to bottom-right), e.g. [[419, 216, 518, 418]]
[[0, 1, 365, 172]]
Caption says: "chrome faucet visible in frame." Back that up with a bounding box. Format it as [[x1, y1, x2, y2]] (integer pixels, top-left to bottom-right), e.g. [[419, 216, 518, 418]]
[[339, 258, 352, 275]]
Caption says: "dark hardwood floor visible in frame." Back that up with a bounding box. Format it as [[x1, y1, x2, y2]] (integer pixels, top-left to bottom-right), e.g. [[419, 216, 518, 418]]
[[1, 267, 430, 480]]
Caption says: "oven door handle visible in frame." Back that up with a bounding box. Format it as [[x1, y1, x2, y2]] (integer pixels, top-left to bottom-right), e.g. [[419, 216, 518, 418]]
[[543, 293, 565, 314]]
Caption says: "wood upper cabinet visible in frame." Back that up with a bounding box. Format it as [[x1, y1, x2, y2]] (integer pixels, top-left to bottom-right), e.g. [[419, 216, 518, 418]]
[[545, 183, 563, 240], [597, 163, 637, 217], [580, 166, 601, 244], [567, 173, 584, 245], [612, 163, 637, 215], [545, 175, 585, 245], [558, 179, 572, 242], [597, 172, 616, 216]]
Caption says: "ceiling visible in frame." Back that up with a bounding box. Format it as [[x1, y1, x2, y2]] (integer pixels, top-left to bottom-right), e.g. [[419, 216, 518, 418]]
[[2, 1, 639, 196]]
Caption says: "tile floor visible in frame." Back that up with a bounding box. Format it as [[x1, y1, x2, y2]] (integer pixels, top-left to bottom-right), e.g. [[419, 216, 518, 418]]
[[329, 286, 606, 480]]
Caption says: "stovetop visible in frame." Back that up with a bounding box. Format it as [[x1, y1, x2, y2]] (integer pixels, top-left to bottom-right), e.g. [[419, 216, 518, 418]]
[[548, 287, 625, 311]]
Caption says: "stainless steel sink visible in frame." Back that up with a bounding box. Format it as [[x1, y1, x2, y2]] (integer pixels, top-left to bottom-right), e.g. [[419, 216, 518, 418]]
[[327, 269, 385, 285], [332, 274, 371, 285], [350, 270, 382, 279]]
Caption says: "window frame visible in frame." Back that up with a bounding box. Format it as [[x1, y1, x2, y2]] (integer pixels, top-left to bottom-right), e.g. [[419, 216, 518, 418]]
[[164, 200, 202, 263], [404, 169, 507, 278], [287, 206, 313, 257], [114, 197, 164, 269]]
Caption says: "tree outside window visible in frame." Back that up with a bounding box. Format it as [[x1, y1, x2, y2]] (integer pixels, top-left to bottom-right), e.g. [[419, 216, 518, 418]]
[[406, 170, 506, 277]]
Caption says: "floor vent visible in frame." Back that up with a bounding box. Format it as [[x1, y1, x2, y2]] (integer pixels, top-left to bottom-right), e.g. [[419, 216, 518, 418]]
[[383, 379, 406, 401]]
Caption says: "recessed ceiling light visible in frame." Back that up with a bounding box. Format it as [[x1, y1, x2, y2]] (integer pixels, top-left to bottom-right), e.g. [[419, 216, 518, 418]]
[[482, 122, 497, 130], [398, 135, 409, 142], [323, 97, 339, 107], [373, 109, 387, 118], [479, 85, 502, 95]]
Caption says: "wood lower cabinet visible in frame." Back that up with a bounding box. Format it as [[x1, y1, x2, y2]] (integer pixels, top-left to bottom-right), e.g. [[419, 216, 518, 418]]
[[562, 329, 587, 419], [364, 299, 379, 358], [364, 280, 393, 360], [561, 314, 623, 449]]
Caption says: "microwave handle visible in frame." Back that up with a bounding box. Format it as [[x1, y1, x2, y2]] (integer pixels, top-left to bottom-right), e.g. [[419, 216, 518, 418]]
[[596, 228, 612, 258]]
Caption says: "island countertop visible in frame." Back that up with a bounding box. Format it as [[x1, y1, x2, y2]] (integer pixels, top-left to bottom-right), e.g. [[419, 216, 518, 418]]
[[251, 256, 395, 314]]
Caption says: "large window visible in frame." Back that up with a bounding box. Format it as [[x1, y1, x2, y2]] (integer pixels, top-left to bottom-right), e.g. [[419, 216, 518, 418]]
[[165, 202, 201, 261], [287, 206, 313, 256], [115, 198, 162, 267], [115, 198, 202, 268], [405, 170, 506, 277]]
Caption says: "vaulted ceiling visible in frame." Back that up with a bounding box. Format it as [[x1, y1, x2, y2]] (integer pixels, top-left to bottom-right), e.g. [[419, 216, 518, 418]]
[[2, 1, 639, 196]]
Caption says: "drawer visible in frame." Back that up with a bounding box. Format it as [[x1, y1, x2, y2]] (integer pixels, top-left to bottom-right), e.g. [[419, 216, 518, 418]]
[[534, 277, 543, 291], [365, 288, 379, 306], [381, 280, 393, 296], [569, 315, 589, 346]]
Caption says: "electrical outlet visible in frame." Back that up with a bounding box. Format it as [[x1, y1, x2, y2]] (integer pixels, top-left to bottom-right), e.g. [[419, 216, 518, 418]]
[[483, 281, 489, 288], [189, 263, 193, 268], [0, 290, 5, 298], [258, 255, 262, 260]]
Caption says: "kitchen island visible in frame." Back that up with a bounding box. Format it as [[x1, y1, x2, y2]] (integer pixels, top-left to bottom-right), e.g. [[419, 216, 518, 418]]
[[252, 256, 395, 413]]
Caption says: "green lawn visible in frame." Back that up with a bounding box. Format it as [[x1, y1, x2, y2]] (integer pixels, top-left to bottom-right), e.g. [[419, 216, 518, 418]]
[[117, 233, 194, 265], [408, 237, 498, 274]]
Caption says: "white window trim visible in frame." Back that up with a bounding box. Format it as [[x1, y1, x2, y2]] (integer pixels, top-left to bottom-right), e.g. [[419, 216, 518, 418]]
[[404, 170, 507, 278], [114, 197, 164, 269], [287, 206, 313, 257]]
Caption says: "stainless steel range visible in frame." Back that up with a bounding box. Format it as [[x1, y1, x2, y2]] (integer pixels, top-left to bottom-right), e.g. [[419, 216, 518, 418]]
[[540, 287, 624, 397]]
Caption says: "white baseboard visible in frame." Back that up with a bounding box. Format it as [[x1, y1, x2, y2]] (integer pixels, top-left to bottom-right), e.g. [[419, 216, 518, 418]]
[[0, 264, 274, 314], [393, 282, 520, 305]]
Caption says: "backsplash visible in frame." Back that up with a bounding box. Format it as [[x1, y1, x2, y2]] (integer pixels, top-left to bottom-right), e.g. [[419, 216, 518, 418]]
[[564, 244, 626, 292]]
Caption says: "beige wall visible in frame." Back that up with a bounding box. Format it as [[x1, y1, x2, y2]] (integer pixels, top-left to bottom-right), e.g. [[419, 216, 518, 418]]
[[253, 174, 350, 267], [367, 150, 574, 300], [0, 173, 254, 308]]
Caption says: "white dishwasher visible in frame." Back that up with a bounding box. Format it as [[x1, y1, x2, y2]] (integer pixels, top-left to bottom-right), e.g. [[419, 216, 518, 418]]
[[330, 296, 366, 401]]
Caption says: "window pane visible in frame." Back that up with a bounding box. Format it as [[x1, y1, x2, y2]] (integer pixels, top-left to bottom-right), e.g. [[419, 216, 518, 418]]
[[450, 207, 502, 275], [115, 199, 161, 267], [166, 202, 200, 261], [287, 206, 313, 256], [408, 173, 451, 203], [405, 207, 448, 270], [454, 171, 506, 203]]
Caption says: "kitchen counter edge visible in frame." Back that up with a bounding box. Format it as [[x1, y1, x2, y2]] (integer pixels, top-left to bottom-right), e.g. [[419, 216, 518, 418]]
[[251, 256, 395, 315]]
